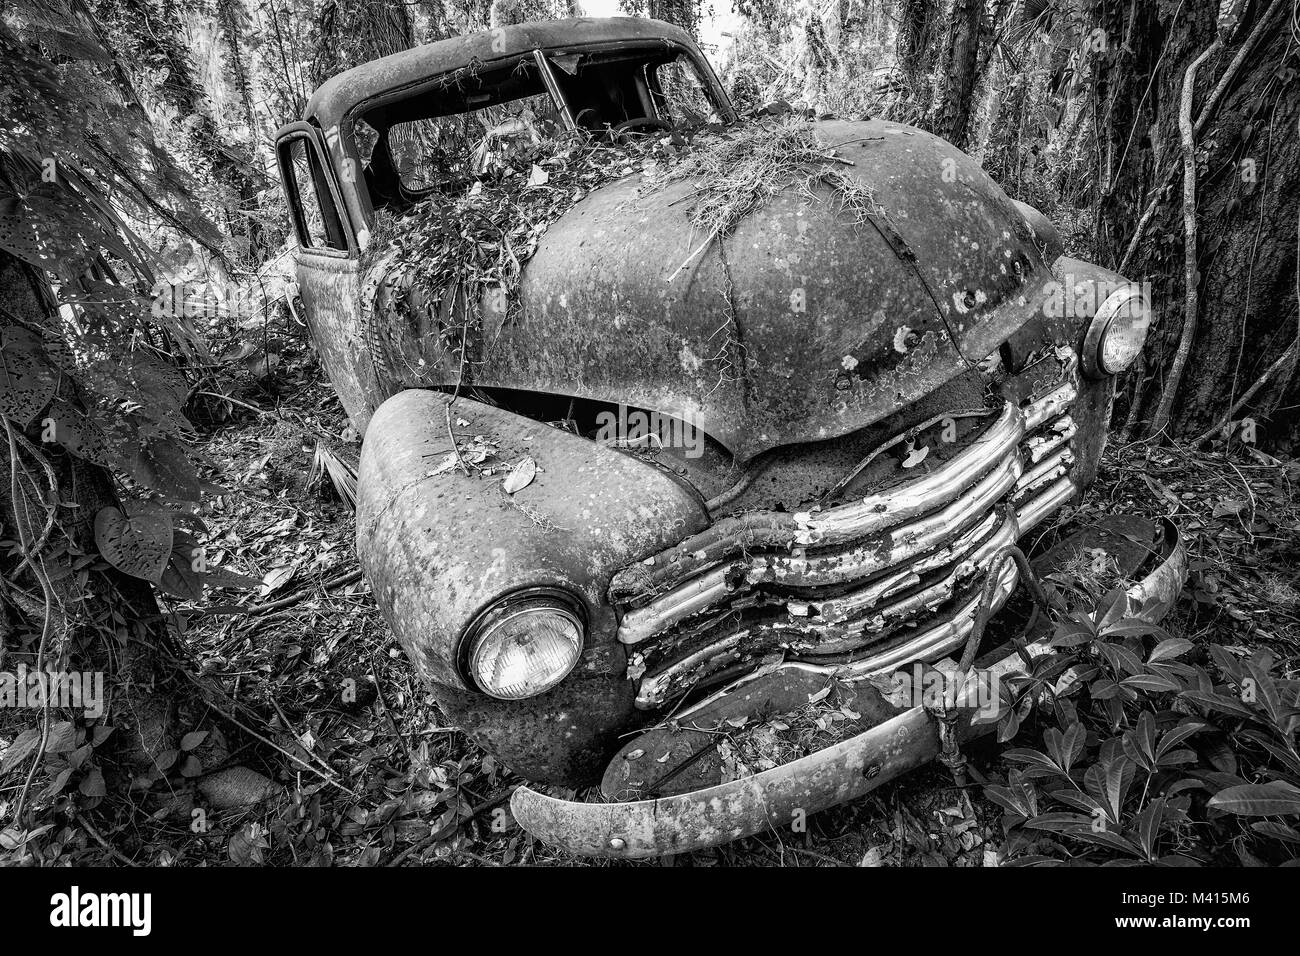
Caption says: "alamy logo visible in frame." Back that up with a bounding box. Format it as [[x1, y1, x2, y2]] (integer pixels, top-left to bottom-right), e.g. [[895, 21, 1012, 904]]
[[594, 405, 705, 459], [49, 886, 151, 936], [1041, 275, 1153, 322], [0, 665, 103, 718]]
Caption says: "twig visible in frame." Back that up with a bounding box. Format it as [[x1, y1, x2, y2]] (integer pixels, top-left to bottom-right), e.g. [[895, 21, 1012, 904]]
[[444, 319, 473, 476], [386, 786, 518, 866], [667, 225, 723, 283], [194, 390, 275, 418], [370, 664, 415, 768], [244, 568, 364, 616], [268, 695, 335, 777], [78, 815, 138, 867], [784, 845, 848, 867], [175, 668, 357, 796], [1148, 40, 1221, 438], [1194, 0, 1288, 140]]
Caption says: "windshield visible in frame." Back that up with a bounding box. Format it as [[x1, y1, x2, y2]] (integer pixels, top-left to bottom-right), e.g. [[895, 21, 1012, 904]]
[[351, 46, 724, 212]]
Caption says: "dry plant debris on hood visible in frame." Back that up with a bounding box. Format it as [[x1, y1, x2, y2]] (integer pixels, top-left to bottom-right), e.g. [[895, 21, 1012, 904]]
[[361, 115, 878, 344]]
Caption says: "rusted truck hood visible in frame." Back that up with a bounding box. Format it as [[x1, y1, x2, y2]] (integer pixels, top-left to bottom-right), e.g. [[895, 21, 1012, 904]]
[[397, 119, 1056, 461]]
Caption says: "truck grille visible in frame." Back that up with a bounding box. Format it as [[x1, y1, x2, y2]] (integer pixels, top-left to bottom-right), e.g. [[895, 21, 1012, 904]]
[[609, 383, 1080, 709]]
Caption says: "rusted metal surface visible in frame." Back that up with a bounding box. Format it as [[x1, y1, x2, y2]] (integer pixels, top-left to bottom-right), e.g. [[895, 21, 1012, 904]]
[[422, 653, 639, 787], [297, 18, 1099, 461], [464, 119, 1056, 460], [511, 652, 1014, 858], [286, 18, 1151, 794], [632, 515, 1022, 708], [1033, 514, 1160, 580], [354, 388, 715, 783], [511, 522, 1190, 857], [333, 116, 1063, 453], [1126, 519, 1188, 615], [602, 670, 904, 801], [1011, 199, 1064, 261], [304, 17, 706, 133], [293, 252, 375, 432], [613, 383, 1080, 711], [355, 387, 708, 688], [610, 388, 1072, 608]]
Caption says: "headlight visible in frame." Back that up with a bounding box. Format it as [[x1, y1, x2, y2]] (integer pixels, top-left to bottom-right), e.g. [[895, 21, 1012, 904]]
[[464, 592, 584, 700], [1083, 285, 1152, 378]]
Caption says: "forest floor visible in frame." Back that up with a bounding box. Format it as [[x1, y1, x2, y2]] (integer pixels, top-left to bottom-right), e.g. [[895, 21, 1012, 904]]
[[10, 346, 1297, 867]]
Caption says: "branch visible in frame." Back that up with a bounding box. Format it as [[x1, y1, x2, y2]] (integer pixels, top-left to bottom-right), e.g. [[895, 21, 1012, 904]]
[[1148, 40, 1221, 438], [1119, 0, 1287, 274]]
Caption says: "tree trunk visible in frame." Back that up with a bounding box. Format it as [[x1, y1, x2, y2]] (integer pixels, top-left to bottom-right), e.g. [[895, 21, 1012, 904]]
[[1105, 0, 1300, 445], [928, 0, 983, 148], [1090, 0, 1162, 263], [311, 0, 414, 87], [89, 0, 267, 264], [897, 0, 935, 79]]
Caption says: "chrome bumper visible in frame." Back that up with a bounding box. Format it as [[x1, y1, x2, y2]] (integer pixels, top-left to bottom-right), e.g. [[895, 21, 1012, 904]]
[[511, 523, 1188, 859]]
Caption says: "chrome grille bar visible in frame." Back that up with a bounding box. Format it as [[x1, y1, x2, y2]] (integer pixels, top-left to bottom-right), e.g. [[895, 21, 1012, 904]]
[[621, 383, 1083, 710]]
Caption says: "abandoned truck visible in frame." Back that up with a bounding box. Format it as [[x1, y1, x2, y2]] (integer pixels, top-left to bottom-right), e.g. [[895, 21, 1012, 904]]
[[275, 17, 1187, 857]]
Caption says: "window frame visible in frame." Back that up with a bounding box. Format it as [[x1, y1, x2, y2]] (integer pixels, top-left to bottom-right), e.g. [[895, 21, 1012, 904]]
[[340, 40, 737, 223], [274, 121, 355, 257]]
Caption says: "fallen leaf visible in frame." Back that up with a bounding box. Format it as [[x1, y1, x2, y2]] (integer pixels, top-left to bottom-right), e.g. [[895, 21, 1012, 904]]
[[502, 456, 537, 494], [260, 564, 295, 596], [902, 444, 930, 469]]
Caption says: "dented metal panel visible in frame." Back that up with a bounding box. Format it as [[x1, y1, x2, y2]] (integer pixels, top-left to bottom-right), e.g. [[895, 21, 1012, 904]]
[[511, 522, 1190, 857], [355, 388, 709, 689], [294, 252, 376, 432], [352, 119, 1061, 456], [304, 17, 704, 133], [614, 386, 1074, 646]]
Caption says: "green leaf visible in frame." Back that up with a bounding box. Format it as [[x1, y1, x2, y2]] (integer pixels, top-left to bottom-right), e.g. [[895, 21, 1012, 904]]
[[985, 784, 1033, 819], [94, 505, 173, 583], [1244, 661, 1283, 728], [180, 731, 208, 752], [1149, 638, 1195, 663], [1097, 641, 1144, 677], [1156, 720, 1206, 761], [1250, 821, 1300, 844], [0, 727, 42, 774], [1103, 620, 1169, 640], [0, 327, 58, 426], [1122, 674, 1181, 693], [153, 749, 179, 773], [1180, 690, 1257, 721], [1096, 587, 1130, 630], [1023, 812, 1092, 834], [78, 767, 106, 798], [1122, 712, 1157, 772], [1004, 747, 1068, 779], [1136, 797, 1165, 860], [1208, 783, 1300, 817]]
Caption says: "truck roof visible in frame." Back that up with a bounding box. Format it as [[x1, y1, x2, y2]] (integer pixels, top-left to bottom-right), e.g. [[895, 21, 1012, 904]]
[[302, 17, 696, 131]]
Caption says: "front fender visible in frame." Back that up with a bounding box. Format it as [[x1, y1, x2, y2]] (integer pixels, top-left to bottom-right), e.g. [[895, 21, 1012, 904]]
[[355, 388, 710, 783]]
